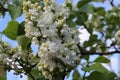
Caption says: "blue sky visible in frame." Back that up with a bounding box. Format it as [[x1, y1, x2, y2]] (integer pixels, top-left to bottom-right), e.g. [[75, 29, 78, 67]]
[[0, 0, 120, 80]]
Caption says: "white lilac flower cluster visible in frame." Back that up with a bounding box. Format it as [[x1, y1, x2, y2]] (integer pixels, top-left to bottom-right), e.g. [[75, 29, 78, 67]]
[[0, 42, 21, 70], [0, 41, 35, 74], [23, 0, 80, 79]]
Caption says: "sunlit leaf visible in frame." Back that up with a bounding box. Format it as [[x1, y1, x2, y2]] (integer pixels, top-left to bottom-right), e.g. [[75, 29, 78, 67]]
[[82, 63, 108, 73], [94, 56, 110, 63], [28, 69, 45, 80], [3, 21, 19, 40]]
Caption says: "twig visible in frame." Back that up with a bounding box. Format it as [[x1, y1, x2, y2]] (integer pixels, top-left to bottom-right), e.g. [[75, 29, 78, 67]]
[[77, 43, 120, 56], [81, 50, 120, 56], [83, 71, 87, 80], [109, 0, 115, 7], [0, 2, 8, 16]]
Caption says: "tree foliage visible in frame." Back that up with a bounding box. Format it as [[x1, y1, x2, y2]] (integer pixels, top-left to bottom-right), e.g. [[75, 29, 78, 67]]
[[0, 0, 120, 80]]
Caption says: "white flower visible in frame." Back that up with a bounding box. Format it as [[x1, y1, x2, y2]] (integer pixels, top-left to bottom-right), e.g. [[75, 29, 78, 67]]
[[29, 9, 39, 16], [25, 22, 40, 38], [23, 1, 80, 79]]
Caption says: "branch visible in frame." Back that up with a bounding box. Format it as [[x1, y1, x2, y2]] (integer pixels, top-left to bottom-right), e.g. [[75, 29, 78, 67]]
[[81, 50, 120, 56], [109, 0, 115, 7], [77, 43, 120, 56], [0, 2, 8, 16]]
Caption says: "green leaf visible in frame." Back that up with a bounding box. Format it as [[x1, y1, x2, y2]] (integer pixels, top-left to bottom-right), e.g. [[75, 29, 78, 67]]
[[66, 3, 72, 10], [79, 4, 94, 13], [107, 72, 117, 80], [88, 71, 117, 80], [73, 69, 81, 80], [77, 0, 102, 9], [3, 21, 19, 40], [82, 63, 108, 73], [90, 34, 98, 41], [17, 21, 25, 36], [83, 34, 98, 47], [75, 12, 88, 25], [14, 0, 24, 7], [94, 7, 105, 16], [31, 56, 39, 64], [0, 76, 6, 80], [28, 69, 45, 80], [13, 0, 20, 6], [8, 4, 22, 20], [17, 35, 31, 51], [88, 71, 107, 80], [81, 55, 90, 61], [77, 0, 93, 8], [66, 13, 76, 28], [94, 56, 110, 63]]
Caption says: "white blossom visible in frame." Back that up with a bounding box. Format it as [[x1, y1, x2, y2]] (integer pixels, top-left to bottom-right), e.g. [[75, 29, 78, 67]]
[[23, 0, 80, 79]]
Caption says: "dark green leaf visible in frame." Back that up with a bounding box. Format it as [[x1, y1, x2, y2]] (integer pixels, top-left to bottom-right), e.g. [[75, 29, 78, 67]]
[[3, 21, 19, 40], [107, 72, 117, 80], [94, 7, 106, 16], [83, 34, 98, 47], [88, 71, 107, 80], [94, 56, 110, 63], [75, 12, 88, 25], [17, 35, 31, 51], [66, 13, 76, 27], [81, 55, 90, 61], [17, 21, 25, 36], [90, 34, 98, 41], [66, 3, 72, 10]]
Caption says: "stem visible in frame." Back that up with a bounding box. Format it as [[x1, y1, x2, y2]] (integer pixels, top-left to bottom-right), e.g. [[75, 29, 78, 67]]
[[83, 55, 90, 80], [83, 71, 87, 80], [37, 27, 47, 41], [81, 50, 120, 56], [0, 32, 2, 41], [77, 43, 120, 56]]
